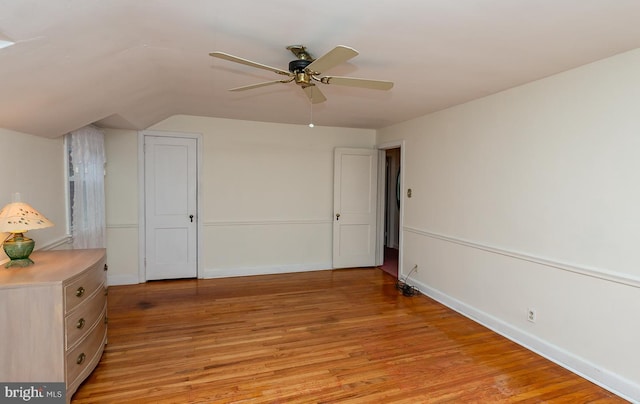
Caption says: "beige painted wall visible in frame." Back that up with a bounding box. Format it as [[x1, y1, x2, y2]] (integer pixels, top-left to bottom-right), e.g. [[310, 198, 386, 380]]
[[0, 128, 69, 263], [104, 116, 375, 284], [103, 128, 139, 283], [378, 48, 640, 400]]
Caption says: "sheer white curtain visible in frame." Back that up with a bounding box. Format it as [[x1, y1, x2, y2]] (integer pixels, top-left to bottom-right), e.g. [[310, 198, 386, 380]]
[[70, 125, 106, 249]]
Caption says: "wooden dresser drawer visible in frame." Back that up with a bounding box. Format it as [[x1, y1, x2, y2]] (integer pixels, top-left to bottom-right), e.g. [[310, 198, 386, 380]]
[[66, 307, 107, 387], [65, 288, 107, 350], [64, 258, 106, 314]]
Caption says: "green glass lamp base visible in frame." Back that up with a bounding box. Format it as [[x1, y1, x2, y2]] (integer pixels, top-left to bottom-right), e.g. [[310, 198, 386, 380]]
[[3, 233, 35, 269], [5, 257, 35, 268]]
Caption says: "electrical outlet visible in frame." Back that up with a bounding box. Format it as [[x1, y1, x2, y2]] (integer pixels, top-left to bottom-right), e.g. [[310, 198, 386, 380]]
[[527, 308, 537, 323]]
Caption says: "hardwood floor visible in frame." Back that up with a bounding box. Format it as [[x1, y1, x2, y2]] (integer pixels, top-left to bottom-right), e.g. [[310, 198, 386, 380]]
[[73, 269, 624, 403]]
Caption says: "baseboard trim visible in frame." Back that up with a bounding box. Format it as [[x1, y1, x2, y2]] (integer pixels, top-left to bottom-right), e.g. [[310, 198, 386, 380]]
[[107, 274, 141, 286], [411, 278, 639, 402], [106, 263, 334, 285], [204, 219, 332, 227], [202, 262, 333, 279]]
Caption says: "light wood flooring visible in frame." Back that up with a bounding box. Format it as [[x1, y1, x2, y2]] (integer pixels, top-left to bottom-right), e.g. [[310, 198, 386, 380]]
[[72, 268, 625, 403]]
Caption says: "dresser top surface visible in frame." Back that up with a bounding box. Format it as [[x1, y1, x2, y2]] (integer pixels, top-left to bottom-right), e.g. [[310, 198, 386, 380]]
[[0, 249, 106, 287]]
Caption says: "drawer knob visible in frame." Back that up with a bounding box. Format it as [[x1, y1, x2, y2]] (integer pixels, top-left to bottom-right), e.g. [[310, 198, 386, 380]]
[[76, 353, 86, 365], [75, 286, 85, 298], [76, 318, 86, 329]]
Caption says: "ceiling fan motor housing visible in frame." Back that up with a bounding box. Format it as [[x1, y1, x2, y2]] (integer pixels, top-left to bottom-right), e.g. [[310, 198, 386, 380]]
[[289, 59, 313, 86], [288, 59, 312, 73]]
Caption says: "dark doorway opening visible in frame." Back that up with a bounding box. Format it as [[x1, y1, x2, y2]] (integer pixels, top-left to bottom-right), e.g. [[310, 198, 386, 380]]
[[381, 147, 400, 278]]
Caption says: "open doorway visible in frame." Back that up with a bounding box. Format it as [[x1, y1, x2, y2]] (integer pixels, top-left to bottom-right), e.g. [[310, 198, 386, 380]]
[[380, 147, 401, 277]]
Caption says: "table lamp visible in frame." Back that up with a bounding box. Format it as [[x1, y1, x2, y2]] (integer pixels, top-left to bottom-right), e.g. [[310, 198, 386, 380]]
[[0, 193, 54, 268]]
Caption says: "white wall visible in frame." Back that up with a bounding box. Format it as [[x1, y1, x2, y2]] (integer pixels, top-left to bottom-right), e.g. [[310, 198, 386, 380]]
[[0, 128, 69, 263], [104, 116, 375, 283], [378, 48, 640, 400]]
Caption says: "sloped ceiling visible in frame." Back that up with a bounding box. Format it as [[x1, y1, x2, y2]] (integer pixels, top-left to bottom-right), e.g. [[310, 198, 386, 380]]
[[1, 0, 640, 138]]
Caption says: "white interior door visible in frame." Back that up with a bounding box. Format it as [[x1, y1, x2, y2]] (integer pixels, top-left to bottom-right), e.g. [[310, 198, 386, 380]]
[[333, 148, 378, 268], [144, 135, 197, 280]]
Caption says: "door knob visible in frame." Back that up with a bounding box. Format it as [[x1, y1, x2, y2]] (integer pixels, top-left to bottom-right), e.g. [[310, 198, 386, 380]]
[[336, 213, 340, 221], [189, 214, 194, 222]]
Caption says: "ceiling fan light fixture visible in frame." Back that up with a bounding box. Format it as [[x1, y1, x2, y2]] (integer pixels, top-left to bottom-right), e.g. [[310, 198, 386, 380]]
[[295, 72, 311, 85]]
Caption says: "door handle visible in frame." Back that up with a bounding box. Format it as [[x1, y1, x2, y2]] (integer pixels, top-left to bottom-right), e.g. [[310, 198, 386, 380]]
[[336, 213, 340, 221], [189, 214, 194, 222]]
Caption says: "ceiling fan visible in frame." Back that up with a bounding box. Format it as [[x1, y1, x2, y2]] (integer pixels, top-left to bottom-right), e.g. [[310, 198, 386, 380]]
[[209, 45, 393, 104]]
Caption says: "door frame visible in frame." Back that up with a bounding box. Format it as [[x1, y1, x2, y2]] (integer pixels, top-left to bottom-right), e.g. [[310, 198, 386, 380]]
[[137, 130, 203, 283], [376, 140, 405, 276]]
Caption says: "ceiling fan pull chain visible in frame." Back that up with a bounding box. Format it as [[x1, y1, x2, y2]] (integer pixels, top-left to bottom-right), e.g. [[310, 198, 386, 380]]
[[309, 87, 315, 128]]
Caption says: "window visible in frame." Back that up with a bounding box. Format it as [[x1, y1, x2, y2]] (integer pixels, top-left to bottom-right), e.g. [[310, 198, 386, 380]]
[[65, 134, 74, 236], [65, 126, 106, 248]]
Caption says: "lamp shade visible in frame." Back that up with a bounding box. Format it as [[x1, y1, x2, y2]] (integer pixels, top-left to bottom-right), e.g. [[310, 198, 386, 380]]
[[0, 194, 54, 233]]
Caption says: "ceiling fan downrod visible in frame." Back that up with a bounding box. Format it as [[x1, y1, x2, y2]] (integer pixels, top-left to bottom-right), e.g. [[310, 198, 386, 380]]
[[286, 45, 313, 60]]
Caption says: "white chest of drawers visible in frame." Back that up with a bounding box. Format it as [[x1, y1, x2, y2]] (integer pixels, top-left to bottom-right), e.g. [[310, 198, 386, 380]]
[[0, 248, 107, 403]]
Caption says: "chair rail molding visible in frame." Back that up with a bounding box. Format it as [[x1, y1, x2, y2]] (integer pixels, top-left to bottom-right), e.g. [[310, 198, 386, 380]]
[[404, 226, 640, 289]]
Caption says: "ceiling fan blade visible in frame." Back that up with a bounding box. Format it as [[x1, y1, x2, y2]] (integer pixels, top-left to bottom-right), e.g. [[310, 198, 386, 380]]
[[305, 45, 358, 75], [302, 85, 327, 104], [210, 51, 292, 76], [229, 79, 292, 92], [321, 76, 394, 90]]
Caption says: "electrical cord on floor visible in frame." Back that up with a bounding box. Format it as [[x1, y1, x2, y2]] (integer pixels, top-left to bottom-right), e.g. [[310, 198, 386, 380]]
[[395, 265, 419, 297], [396, 281, 419, 297]]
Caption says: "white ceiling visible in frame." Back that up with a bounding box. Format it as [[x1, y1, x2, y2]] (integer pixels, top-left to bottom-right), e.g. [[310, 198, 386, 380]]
[[1, 0, 640, 138]]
